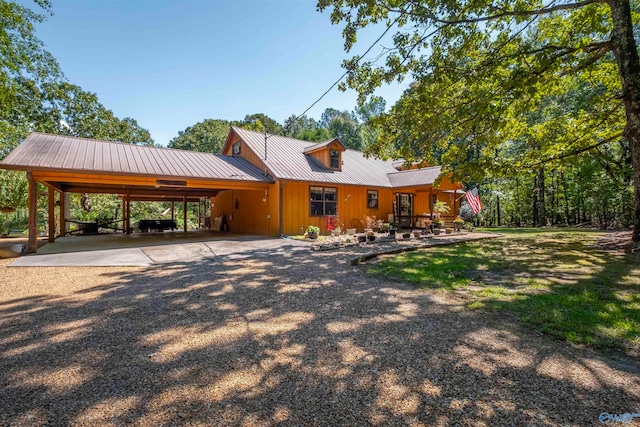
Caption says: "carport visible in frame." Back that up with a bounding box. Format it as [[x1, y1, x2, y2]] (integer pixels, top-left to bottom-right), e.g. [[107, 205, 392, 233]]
[[0, 133, 274, 253]]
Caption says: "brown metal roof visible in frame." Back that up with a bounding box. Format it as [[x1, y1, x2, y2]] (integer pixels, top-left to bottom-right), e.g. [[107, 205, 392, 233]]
[[387, 166, 442, 188], [231, 126, 401, 187], [1, 132, 272, 183], [302, 138, 345, 154]]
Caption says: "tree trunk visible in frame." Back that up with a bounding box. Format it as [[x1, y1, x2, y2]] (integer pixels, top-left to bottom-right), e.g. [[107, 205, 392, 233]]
[[496, 195, 501, 226], [537, 167, 546, 227], [533, 174, 539, 227], [562, 172, 570, 225], [610, 0, 640, 243]]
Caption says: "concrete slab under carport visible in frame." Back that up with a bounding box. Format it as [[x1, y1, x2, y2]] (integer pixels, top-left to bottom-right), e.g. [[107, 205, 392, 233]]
[[9, 231, 310, 267]]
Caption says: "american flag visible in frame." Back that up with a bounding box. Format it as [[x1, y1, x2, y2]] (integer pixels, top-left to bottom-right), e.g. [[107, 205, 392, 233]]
[[465, 187, 482, 214]]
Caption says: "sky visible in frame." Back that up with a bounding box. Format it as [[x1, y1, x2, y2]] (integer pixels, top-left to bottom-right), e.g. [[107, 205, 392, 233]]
[[28, 0, 409, 146]]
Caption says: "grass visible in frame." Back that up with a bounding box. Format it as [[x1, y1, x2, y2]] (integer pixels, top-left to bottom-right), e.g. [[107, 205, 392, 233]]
[[368, 228, 640, 357]]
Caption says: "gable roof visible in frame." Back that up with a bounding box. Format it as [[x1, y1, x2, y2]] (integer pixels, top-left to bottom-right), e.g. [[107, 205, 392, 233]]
[[0, 132, 272, 183], [302, 138, 345, 154], [229, 126, 444, 188]]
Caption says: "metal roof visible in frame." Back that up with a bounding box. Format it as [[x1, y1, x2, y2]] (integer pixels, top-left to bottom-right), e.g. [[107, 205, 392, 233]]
[[231, 126, 401, 187], [302, 138, 345, 154], [387, 166, 442, 188], [231, 126, 444, 188], [1, 132, 272, 183]]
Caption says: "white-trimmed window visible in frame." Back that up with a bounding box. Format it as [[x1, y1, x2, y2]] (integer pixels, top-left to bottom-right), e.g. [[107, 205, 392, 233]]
[[232, 142, 241, 155]]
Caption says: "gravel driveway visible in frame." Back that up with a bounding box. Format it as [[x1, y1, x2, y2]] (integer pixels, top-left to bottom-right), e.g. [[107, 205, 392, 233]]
[[0, 242, 639, 426]]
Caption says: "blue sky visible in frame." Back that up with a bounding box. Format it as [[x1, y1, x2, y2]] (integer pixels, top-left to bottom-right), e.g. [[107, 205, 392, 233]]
[[29, 0, 409, 145]]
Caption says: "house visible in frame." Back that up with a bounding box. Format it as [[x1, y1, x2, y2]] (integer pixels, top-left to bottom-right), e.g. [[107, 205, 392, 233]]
[[214, 126, 462, 236], [0, 128, 462, 252]]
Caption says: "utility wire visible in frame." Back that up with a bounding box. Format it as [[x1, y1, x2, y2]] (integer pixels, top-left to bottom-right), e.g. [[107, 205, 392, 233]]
[[296, 16, 403, 120]]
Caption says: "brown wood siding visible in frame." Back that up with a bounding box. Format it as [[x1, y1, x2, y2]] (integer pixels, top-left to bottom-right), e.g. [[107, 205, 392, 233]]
[[280, 181, 395, 235], [210, 186, 280, 237], [223, 133, 268, 174]]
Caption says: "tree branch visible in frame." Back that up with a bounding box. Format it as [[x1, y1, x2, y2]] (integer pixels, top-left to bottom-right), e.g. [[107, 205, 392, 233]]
[[525, 132, 623, 167], [410, 0, 605, 26]]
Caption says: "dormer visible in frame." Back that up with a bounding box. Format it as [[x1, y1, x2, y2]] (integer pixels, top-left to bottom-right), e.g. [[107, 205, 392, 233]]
[[303, 138, 346, 171]]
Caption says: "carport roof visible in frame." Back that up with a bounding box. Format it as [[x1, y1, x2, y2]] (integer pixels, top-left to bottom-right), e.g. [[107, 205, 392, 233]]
[[0, 132, 272, 183]]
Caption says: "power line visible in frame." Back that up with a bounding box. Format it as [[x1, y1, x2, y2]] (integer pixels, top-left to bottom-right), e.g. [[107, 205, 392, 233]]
[[293, 10, 407, 122]]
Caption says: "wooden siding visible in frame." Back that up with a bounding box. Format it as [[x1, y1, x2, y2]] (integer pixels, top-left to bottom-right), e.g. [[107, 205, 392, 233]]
[[210, 184, 280, 237], [279, 181, 395, 235], [223, 132, 269, 174]]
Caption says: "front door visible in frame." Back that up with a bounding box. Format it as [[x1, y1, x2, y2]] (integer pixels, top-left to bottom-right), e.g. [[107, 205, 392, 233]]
[[396, 193, 413, 229]]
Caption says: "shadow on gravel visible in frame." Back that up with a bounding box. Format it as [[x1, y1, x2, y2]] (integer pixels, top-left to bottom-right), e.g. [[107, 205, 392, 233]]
[[1, 244, 639, 426]]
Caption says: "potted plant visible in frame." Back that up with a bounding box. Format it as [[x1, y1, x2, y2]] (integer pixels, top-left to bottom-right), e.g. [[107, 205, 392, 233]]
[[413, 230, 421, 238], [366, 229, 376, 242], [445, 227, 453, 234], [364, 215, 383, 232], [432, 200, 451, 217], [388, 223, 397, 237], [358, 234, 367, 243], [453, 217, 465, 231], [400, 229, 411, 239], [307, 225, 320, 240]]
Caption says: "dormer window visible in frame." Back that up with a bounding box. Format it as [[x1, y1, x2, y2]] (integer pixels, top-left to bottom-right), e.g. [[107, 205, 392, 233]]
[[232, 142, 241, 155], [303, 138, 346, 171], [330, 150, 340, 169]]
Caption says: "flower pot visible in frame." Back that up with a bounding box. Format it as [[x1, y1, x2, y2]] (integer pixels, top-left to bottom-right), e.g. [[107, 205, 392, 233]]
[[347, 228, 356, 235], [389, 229, 396, 237], [308, 232, 318, 240], [358, 235, 367, 243], [454, 223, 463, 231], [413, 231, 421, 238], [445, 228, 452, 234], [402, 233, 411, 239], [433, 229, 441, 236], [367, 235, 376, 242]]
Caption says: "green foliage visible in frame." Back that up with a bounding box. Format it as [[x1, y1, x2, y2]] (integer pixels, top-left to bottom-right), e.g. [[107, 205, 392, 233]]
[[368, 230, 640, 356], [318, 0, 640, 240], [168, 118, 230, 153], [0, 1, 154, 213], [0, 170, 27, 209], [240, 113, 283, 134]]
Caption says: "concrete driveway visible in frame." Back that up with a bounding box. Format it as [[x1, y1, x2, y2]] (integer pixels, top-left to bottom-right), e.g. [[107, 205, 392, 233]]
[[9, 231, 310, 267]]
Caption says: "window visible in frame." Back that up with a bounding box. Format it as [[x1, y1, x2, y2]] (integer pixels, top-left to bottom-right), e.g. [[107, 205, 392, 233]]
[[232, 142, 241, 155], [330, 150, 340, 169], [310, 186, 337, 216], [367, 190, 378, 209]]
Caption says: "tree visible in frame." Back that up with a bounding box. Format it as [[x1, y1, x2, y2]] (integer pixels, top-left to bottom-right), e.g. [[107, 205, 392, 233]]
[[168, 119, 230, 153], [318, 0, 640, 242], [41, 82, 153, 144], [320, 108, 365, 149], [283, 114, 319, 138], [240, 113, 284, 135]]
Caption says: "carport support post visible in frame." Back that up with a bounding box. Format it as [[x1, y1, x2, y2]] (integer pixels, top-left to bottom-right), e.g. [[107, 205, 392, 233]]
[[48, 186, 55, 243], [26, 171, 38, 254], [59, 190, 66, 237], [125, 196, 131, 234], [171, 202, 175, 231], [197, 198, 201, 229], [183, 196, 187, 232]]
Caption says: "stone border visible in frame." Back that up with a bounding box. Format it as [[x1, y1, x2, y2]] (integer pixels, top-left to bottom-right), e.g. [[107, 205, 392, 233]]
[[350, 233, 501, 265]]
